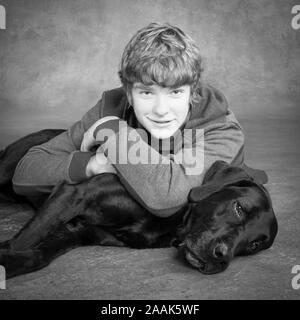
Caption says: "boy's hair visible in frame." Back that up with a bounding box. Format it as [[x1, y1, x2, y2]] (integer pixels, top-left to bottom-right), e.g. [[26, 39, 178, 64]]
[[119, 22, 203, 101]]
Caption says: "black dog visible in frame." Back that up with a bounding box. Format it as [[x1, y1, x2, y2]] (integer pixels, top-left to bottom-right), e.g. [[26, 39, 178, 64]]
[[0, 130, 278, 278]]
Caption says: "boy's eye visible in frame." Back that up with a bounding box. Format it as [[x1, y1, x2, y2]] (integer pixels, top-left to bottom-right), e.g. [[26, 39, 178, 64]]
[[171, 89, 183, 95], [140, 91, 153, 95]]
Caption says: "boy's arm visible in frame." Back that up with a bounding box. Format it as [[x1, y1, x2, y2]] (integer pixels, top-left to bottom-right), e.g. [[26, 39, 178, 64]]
[[93, 111, 245, 217], [12, 102, 102, 196]]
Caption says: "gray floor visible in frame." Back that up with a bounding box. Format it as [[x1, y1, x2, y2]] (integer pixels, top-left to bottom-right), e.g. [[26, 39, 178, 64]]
[[0, 115, 299, 300]]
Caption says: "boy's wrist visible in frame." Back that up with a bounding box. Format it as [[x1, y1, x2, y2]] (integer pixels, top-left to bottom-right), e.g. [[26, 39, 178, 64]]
[[85, 153, 116, 177], [85, 156, 95, 177], [69, 151, 94, 182]]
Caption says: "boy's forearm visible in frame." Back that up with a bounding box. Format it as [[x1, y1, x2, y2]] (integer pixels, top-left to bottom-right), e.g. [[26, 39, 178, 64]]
[[12, 101, 102, 196], [94, 117, 245, 217], [12, 144, 93, 196]]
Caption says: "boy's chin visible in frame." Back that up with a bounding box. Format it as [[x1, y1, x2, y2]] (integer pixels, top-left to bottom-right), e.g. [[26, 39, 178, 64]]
[[149, 128, 179, 140]]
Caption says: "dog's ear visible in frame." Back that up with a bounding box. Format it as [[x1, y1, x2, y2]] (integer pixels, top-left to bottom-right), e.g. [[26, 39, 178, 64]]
[[189, 160, 268, 203]]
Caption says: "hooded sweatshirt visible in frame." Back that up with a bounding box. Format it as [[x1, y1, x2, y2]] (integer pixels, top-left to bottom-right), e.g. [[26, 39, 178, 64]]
[[12, 83, 245, 217]]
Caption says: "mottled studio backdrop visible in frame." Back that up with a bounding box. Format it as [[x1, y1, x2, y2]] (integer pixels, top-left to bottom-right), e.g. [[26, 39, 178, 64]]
[[0, 0, 299, 148]]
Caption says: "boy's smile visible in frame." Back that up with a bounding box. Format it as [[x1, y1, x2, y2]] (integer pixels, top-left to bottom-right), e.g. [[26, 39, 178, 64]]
[[130, 83, 191, 139]]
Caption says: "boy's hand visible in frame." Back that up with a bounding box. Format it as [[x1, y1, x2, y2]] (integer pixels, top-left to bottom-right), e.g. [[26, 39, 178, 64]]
[[81, 116, 119, 152], [85, 149, 117, 177]]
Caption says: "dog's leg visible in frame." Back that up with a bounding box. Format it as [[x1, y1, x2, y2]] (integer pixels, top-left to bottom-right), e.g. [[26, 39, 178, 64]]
[[4, 173, 127, 251], [0, 219, 124, 278], [5, 181, 87, 251], [0, 173, 142, 278], [0, 223, 79, 278]]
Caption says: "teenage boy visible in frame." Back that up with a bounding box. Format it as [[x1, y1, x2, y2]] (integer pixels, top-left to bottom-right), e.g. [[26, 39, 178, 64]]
[[12, 23, 244, 217]]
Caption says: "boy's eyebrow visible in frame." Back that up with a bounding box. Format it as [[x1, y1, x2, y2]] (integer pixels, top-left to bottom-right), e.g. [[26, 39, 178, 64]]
[[133, 83, 153, 90]]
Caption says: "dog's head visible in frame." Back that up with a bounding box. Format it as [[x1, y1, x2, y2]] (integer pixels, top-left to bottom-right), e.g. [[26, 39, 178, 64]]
[[177, 161, 278, 274]]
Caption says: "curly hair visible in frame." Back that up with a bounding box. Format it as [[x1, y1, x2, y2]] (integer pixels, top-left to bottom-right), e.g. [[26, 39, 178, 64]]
[[118, 22, 203, 102]]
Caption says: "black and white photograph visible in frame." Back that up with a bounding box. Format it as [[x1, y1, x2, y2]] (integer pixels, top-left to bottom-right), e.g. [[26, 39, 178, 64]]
[[0, 0, 299, 302]]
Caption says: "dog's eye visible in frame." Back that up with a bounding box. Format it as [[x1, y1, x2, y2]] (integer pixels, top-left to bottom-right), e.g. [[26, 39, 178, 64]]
[[233, 201, 245, 220], [249, 241, 261, 251]]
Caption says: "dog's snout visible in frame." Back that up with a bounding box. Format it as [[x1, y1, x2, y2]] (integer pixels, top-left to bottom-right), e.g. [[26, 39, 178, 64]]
[[213, 243, 228, 260]]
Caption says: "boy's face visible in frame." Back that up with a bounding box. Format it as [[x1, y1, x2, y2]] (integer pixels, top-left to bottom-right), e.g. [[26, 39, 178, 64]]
[[130, 83, 191, 139]]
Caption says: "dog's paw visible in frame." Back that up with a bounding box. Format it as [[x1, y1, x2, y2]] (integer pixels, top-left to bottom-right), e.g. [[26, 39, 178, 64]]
[[0, 240, 11, 258], [0, 247, 43, 279]]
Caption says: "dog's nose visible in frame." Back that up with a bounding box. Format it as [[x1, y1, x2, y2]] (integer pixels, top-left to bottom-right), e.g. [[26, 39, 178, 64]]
[[212, 243, 228, 260]]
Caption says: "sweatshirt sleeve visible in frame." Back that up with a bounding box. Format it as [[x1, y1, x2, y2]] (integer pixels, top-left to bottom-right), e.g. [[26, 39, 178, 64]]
[[92, 111, 245, 217], [12, 101, 102, 196]]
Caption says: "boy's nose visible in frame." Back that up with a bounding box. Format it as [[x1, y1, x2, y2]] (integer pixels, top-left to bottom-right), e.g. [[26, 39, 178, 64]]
[[152, 96, 170, 116]]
